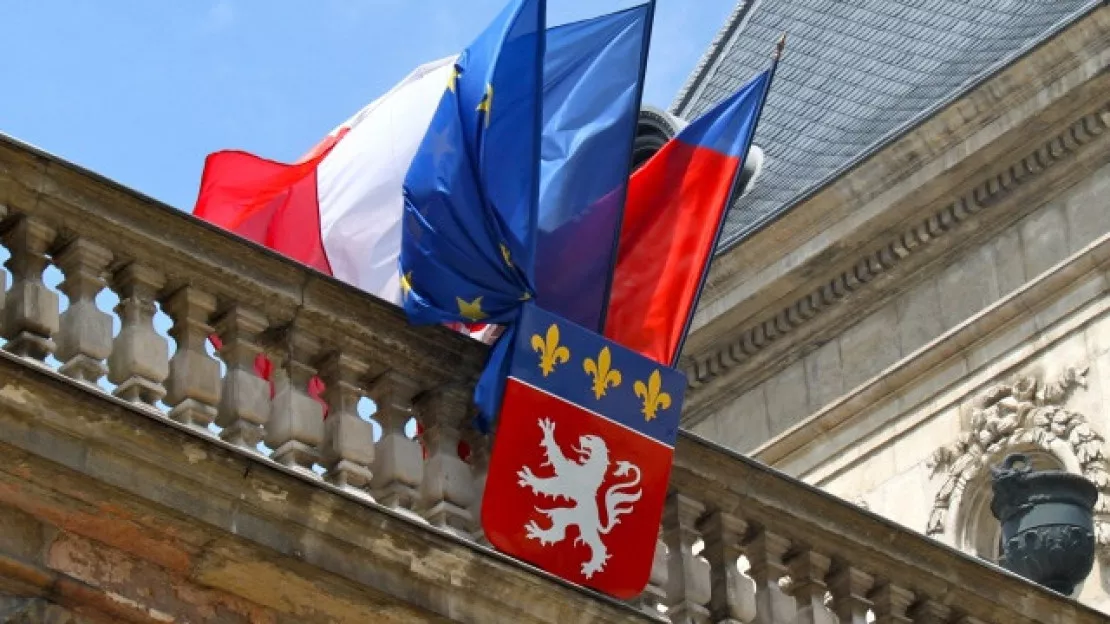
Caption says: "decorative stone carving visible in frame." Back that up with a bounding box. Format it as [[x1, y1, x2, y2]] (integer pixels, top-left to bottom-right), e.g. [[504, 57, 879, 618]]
[[926, 366, 1110, 560]]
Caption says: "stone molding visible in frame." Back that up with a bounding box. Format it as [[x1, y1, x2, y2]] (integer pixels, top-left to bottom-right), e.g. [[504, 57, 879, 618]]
[[682, 103, 1110, 401], [926, 366, 1110, 561], [679, 102, 1110, 430]]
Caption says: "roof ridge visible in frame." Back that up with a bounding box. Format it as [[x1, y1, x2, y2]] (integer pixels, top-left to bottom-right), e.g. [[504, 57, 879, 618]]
[[717, 0, 1104, 252], [670, 0, 760, 117]]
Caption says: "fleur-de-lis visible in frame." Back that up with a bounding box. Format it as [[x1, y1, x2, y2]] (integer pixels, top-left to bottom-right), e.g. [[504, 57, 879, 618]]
[[584, 347, 622, 399], [634, 370, 672, 421], [531, 324, 570, 377]]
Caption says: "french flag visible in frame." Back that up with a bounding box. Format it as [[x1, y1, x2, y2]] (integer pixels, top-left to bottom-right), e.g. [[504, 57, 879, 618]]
[[193, 57, 457, 307], [604, 69, 773, 366]]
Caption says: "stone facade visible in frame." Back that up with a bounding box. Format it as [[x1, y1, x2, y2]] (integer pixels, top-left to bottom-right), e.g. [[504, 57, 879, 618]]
[[6, 136, 1103, 622], [1, 2, 1109, 622], [682, 2, 1110, 615]]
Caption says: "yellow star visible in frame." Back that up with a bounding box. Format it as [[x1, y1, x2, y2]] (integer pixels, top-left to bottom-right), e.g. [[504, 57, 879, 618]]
[[456, 296, 488, 322], [476, 83, 493, 128], [448, 65, 461, 92], [500, 243, 513, 267], [400, 271, 413, 297]]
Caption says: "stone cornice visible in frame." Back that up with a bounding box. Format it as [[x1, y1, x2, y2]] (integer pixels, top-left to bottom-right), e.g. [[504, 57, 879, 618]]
[[2, 344, 1103, 624], [0, 351, 655, 624], [683, 102, 1110, 423], [680, 6, 1110, 422], [759, 228, 1110, 478]]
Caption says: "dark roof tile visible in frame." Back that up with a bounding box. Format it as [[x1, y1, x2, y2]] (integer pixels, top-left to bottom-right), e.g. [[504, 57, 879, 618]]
[[672, 0, 1099, 247]]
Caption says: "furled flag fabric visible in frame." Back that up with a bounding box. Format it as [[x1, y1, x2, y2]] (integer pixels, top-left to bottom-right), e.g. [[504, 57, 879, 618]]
[[191, 7, 651, 331], [192, 57, 457, 303], [604, 70, 772, 366], [534, 4, 652, 332], [400, 0, 544, 429]]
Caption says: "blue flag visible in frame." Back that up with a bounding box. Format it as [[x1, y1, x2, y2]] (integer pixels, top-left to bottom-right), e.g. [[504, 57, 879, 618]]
[[535, 4, 653, 332], [401, 0, 545, 328], [400, 0, 545, 430], [401, 0, 657, 431]]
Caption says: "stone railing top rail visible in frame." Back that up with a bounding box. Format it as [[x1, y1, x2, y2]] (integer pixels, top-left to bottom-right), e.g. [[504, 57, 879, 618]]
[[672, 432, 1107, 624], [0, 132, 1105, 623], [0, 133, 488, 392]]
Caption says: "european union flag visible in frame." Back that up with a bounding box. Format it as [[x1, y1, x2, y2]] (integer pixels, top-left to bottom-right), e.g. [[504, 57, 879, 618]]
[[400, 0, 545, 329], [536, 4, 653, 332], [401, 0, 658, 431], [400, 0, 545, 429]]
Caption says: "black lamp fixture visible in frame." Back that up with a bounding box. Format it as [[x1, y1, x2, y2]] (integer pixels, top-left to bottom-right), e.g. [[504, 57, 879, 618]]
[[990, 453, 1097, 595]]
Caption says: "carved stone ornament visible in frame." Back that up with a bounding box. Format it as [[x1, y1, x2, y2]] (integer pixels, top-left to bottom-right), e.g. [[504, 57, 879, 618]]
[[926, 366, 1110, 560]]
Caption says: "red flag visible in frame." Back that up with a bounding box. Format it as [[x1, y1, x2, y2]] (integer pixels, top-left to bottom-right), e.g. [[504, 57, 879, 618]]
[[604, 70, 772, 365]]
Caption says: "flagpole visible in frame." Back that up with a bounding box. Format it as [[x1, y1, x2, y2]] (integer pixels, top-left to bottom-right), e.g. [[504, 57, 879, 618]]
[[596, 0, 657, 334], [669, 34, 786, 367]]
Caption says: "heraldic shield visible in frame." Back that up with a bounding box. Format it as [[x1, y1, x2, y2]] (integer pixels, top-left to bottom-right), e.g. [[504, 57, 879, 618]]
[[482, 304, 685, 598]]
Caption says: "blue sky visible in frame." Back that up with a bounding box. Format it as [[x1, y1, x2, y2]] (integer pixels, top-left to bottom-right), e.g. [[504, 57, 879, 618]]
[[0, 0, 734, 211]]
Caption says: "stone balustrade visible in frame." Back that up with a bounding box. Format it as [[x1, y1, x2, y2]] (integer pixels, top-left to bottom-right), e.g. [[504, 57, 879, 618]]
[[0, 134, 1104, 623]]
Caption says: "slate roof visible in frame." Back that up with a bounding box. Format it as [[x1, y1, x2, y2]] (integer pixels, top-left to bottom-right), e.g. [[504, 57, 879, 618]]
[[673, 0, 1102, 250]]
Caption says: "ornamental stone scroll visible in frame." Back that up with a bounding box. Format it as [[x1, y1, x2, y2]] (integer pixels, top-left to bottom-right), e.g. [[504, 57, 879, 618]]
[[925, 366, 1110, 562]]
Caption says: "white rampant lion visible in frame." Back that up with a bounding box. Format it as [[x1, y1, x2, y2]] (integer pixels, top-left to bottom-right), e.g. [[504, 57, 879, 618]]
[[516, 417, 643, 578]]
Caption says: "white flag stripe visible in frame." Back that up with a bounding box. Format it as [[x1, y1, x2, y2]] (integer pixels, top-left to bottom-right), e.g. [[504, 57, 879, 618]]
[[318, 55, 457, 304]]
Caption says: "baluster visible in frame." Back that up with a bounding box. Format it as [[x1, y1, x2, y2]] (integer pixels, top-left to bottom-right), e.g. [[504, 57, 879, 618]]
[[663, 494, 712, 623], [213, 305, 271, 448], [637, 529, 670, 616], [0, 205, 7, 336], [909, 600, 952, 624], [107, 263, 168, 405], [318, 352, 375, 492], [368, 371, 423, 511], [745, 527, 796, 624], [700, 510, 755, 623], [788, 549, 836, 624], [829, 566, 874, 624], [417, 386, 477, 534], [463, 421, 492, 544], [265, 326, 325, 472], [54, 239, 113, 384], [2, 217, 58, 361], [163, 287, 221, 428], [871, 583, 914, 624]]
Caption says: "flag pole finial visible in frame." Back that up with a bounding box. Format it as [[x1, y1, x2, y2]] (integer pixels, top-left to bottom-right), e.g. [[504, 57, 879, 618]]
[[774, 33, 787, 59]]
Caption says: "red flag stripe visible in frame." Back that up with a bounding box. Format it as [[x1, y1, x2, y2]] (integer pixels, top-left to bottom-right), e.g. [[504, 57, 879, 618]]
[[604, 140, 741, 365]]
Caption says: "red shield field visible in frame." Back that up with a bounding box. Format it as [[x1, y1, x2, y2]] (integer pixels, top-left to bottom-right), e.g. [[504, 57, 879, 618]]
[[482, 304, 684, 598]]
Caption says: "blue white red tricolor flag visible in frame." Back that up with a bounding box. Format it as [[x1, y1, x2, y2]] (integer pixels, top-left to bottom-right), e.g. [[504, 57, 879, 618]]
[[482, 304, 684, 598], [191, 0, 781, 598]]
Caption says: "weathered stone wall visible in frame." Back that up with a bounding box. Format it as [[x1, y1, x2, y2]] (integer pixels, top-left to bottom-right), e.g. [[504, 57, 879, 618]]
[[691, 161, 1110, 453], [777, 237, 1110, 612], [1, 128, 1103, 622]]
